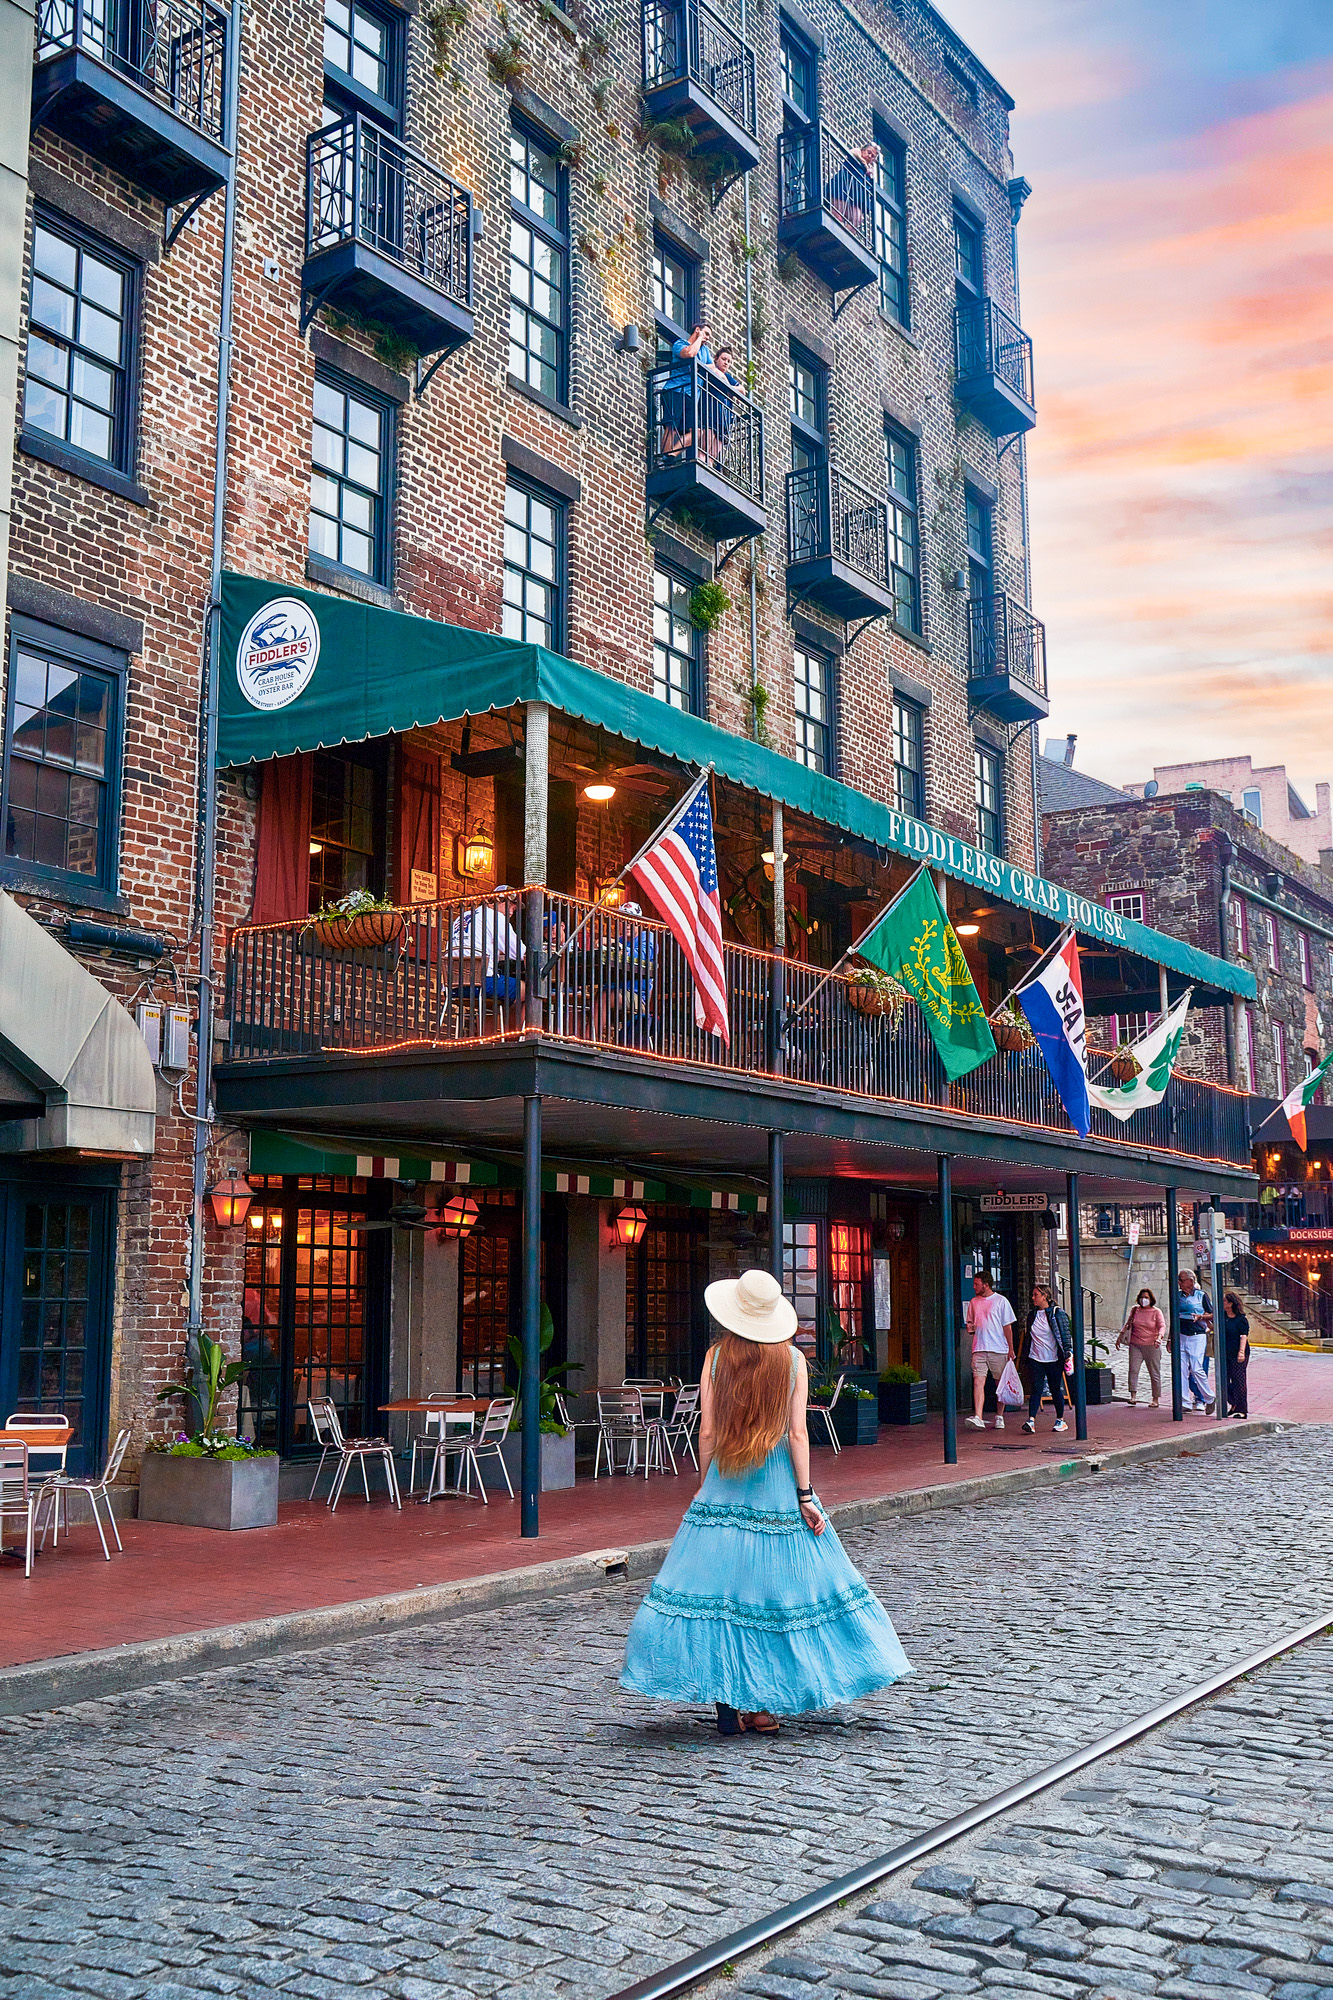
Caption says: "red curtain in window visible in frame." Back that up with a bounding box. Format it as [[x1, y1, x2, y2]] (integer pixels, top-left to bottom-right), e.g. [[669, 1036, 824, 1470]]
[[252, 754, 312, 923], [395, 746, 441, 903]]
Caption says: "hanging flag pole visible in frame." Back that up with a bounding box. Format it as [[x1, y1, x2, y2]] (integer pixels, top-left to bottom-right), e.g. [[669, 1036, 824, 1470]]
[[550, 766, 712, 966], [1257, 1046, 1333, 1150]]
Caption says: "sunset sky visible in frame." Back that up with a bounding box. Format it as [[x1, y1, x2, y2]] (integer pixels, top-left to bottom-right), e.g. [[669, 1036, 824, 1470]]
[[941, 0, 1333, 802]]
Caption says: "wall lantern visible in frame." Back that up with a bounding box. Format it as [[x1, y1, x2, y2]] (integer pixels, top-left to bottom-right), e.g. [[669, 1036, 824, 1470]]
[[437, 1193, 481, 1239], [614, 1203, 648, 1247], [885, 1215, 906, 1241], [454, 827, 494, 878], [209, 1175, 254, 1229], [596, 877, 626, 908]]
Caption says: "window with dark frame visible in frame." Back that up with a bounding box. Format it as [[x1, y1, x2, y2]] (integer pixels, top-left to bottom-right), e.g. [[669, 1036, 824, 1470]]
[[974, 742, 1002, 856], [309, 368, 392, 583], [24, 215, 135, 477], [651, 234, 695, 358], [503, 478, 564, 651], [1, 621, 125, 895], [892, 694, 923, 818], [885, 425, 920, 633], [965, 485, 993, 598], [874, 130, 908, 325], [1301, 931, 1313, 990], [652, 566, 702, 714], [779, 20, 815, 118], [953, 203, 982, 299], [509, 122, 568, 406], [322, 0, 401, 122], [307, 749, 382, 910], [1108, 891, 1144, 923], [793, 644, 832, 775]]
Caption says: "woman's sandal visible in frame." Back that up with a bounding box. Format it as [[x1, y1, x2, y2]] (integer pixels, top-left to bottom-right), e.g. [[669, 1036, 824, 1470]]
[[742, 1710, 780, 1735]]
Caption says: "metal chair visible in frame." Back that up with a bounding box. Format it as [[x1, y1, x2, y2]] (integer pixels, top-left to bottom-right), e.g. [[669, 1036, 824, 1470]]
[[34, 1427, 131, 1559], [0, 1443, 38, 1577], [552, 1390, 602, 1454], [408, 1398, 457, 1496], [436, 1397, 515, 1503], [595, 1389, 671, 1477], [5, 1413, 71, 1477], [622, 1378, 667, 1420], [806, 1372, 846, 1454], [307, 1398, 402, 1511], [661, 1383, 700, 1471]]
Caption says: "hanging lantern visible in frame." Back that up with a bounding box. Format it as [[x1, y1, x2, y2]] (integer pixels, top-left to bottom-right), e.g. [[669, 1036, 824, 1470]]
[[885, 1215, 906, 1241], [614, 1203, 648, 1247], [437, 1193, 481, 1239], [208, 1175, 254, 1229], [595, 876, 626, 908], [454, 827, 494, 878]]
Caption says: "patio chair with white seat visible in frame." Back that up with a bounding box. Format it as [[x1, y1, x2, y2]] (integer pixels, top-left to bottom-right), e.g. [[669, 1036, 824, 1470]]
[[806, 1372, 846, 1454], [661, 1383, 701, 1471], [307, 1398, 402, 1510], [0, 1444, 38, 1577], [435, 1397, 515, 1502], [34, 1427, 131, 1559], [5, 1413, 71, 1477]]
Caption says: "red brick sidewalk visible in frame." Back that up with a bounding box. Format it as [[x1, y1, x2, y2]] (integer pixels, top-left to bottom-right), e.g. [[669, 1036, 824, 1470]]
[[4, 1347, 1329, 1670]]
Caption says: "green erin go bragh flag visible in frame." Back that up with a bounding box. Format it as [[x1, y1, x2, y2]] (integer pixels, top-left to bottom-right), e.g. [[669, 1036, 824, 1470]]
[[855, 867, 997, 1082]]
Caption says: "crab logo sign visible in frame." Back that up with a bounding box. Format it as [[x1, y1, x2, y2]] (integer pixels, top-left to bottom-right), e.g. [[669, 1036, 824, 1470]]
[[236, 598, 321, 711]]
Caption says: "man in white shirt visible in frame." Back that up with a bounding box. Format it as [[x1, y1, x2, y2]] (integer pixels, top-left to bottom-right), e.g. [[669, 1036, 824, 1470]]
[[964, 1272, 1017, 1430]]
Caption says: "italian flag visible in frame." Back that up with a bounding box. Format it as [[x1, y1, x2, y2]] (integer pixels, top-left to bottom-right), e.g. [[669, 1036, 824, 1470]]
[[1279, 1048, 1333, 1150]]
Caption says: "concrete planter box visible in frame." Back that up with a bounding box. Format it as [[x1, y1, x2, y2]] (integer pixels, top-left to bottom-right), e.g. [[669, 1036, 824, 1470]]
[[139, 1451, 279, 1530], [479, 1429, 576, 1494], [879, 1380, 928, 1425]]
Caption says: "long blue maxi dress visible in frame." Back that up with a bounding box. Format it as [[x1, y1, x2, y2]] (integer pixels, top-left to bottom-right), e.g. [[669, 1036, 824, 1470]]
[[620, 1388, 913, 1716]]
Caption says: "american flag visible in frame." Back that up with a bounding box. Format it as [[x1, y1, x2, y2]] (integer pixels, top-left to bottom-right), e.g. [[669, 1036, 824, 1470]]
[[630, 778, 730, 1043]]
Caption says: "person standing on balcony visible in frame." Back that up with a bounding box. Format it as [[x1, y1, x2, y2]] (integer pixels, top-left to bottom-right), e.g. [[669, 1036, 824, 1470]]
[[664, 322, 714, 457], [707, 341, 742, 469], [1177, 1272, 1215, 1413], [1222, 1291, 1250, 1417], [620, 1268, 913, 1737], [963, 1271, 1017, 1431], [1115, 1287, 1166, 1408], [1019, 1283, 1070, 1434]]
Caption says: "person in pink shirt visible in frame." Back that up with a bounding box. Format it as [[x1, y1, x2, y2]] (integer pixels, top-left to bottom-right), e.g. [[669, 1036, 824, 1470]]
[[1116, 1286, 1167, 1408], [963, 1272, 1017, 1431]]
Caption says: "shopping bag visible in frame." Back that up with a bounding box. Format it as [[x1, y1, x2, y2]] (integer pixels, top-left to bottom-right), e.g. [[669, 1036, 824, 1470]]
[[996, 1359, 1026, 1407]]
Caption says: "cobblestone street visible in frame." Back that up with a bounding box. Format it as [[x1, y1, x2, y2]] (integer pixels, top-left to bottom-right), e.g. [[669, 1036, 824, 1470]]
[[1, 1425, 1331, 2000]]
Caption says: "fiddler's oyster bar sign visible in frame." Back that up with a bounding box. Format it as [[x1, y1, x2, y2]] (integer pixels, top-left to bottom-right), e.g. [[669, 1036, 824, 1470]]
[[237, 598, 321, 710]]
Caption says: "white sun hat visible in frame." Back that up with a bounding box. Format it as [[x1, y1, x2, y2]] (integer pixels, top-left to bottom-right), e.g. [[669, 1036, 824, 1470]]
[[704, 1267, 798, 1344]]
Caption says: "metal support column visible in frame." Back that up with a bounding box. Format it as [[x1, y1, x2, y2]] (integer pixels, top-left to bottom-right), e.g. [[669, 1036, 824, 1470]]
[[939, 1154, 957, 1466], [1211, 1192, 1228, 1417], [1066, 1172, 1087, 1441], [768, 1129, 784, 1285], [521, 1092, 542, 1537], [1165, 1184, 1183, 1420]]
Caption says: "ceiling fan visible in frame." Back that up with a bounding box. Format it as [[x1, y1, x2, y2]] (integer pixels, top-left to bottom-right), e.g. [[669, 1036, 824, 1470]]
[[349, 1203, 437, 1233], [559, 726, 670, 802]]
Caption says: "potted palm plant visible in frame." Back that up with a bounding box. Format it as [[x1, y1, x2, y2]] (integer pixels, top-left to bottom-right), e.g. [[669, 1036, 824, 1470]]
[[486, 1305, 581, 1492], [878, 1362, 927, 1424], [141, 1332, 278, 1529]]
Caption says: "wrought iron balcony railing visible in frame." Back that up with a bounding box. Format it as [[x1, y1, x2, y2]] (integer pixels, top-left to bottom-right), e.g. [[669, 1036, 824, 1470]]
[[306, 112, 473, 310], [35, 0, 227, 141], [954, 295, 1034, 410], [646, 357, 764, 505], [223, 890, 1253, 1171], [968, 591, 1048, 698], [642, 0, 756, 139], [787, 463, 889, 587], [777, 124, 875, 255]]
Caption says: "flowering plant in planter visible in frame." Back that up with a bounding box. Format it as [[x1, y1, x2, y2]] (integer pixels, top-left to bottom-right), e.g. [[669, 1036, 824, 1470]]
[[989, 996, 1035, 1052], [308, 889, 405, 950], [844, 960, 907, 1026]]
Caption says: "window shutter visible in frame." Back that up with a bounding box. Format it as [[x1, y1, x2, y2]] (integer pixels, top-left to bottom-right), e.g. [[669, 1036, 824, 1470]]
[[395, 745, 441, 902], [252, 755, 313, 922]]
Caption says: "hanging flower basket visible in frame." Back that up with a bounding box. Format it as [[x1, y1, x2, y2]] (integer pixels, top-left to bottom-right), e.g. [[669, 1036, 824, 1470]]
[[310, 908, 405, 951], [845, 966, 907, 1026], [990, 1007, 1034, 1053], [1108, 1047, 1142, 1083]]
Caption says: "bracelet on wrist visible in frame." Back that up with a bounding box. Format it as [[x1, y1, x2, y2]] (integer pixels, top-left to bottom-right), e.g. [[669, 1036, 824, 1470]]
[[796, 1486, 814, 1500]]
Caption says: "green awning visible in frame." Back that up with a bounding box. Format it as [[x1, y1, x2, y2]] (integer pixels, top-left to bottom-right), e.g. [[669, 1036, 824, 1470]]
[[219, 573, 1255, 1002]]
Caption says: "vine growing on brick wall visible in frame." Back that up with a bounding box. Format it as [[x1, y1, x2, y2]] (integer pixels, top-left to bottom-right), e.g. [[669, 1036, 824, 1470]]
[[422, 0, 468, 89]]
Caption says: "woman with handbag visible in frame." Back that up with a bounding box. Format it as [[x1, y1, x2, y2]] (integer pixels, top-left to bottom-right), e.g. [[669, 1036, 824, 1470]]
[[1018, 1282, 1070, 1435], [1115, 1286, 1167, 1408], [1222, 1291, 1251, 1417], [620, 1268, 913, 1737]]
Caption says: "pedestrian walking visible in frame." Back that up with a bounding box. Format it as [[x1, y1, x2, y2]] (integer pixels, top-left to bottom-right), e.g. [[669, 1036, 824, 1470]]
[[1116, 1286, 1166, 1407], [1223, 1291, 1250, 1417], [1018, 1282, 1070, 1434], [1177, 1272, 1215, 1413], [620, 1268, 913, 1737], [963, 1272, 1018, 1431]]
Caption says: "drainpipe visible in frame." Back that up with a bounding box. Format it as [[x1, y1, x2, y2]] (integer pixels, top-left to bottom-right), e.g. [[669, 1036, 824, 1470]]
[[186, 0, 243, 1372], [1008, 175, 1039, 876], [1218, 838, 1239, 1088], [739, 0, 758, 731]]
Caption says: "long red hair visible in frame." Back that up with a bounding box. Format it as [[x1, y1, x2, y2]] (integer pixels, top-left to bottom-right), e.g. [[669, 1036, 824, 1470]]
[[710, 1334, 794, 1475]]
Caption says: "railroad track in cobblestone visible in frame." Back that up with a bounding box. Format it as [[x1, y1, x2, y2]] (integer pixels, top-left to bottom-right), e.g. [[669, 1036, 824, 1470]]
[[609, 1608, 1333, 2000]]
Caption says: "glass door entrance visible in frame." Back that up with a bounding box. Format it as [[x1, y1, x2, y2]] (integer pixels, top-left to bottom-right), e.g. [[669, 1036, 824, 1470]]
[[0, 1182, 113, 1477]]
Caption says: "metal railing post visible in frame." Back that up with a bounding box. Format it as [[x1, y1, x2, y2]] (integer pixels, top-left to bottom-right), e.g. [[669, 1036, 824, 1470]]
[[939, 1153, 957, 1465], [520, 1091, 542, 1538]]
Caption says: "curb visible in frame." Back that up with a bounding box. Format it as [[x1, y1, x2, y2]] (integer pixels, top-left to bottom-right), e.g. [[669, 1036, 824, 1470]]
[[0, 1417, 1283, 1718]]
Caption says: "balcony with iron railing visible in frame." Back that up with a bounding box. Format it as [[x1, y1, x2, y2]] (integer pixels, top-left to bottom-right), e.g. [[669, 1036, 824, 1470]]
[[777, 125, 878, 303], [967, 591, 1049, 724], [786, 462, 894, 624], [301, 112, 475, 359], [32, 0, 229, 206], [220, 889, 1253, 1174], [954, 295, 1036, 437], [641, 0, 759, 175], [645, 356, 766, 541]]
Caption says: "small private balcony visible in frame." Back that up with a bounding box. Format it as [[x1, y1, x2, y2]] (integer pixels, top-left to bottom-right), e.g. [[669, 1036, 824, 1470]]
[[641, 0, 759, 177], [967, 591, 1049, 724], [32, 0, 229, 207], [646, 357, 766, 542], [777, 125, 879, 306], [301, 112, 475, 359], [786, 462, 895, 625], [954, 295, 1036, 437]]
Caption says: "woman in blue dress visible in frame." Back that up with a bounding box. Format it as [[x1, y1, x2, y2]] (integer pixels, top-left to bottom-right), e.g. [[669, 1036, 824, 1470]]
[[621, 1268, 913, 1736]]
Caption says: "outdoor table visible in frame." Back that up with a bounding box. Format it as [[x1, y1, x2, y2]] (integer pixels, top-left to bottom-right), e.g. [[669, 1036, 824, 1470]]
[[379, 1400, 491, 1500]]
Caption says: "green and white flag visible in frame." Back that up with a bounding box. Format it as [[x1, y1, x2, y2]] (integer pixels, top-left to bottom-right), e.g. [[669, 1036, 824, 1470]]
[[855, 866, 996, 1082], [1274, 1046, 1333, 1151], [1086, 990, 1192, 1123]]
